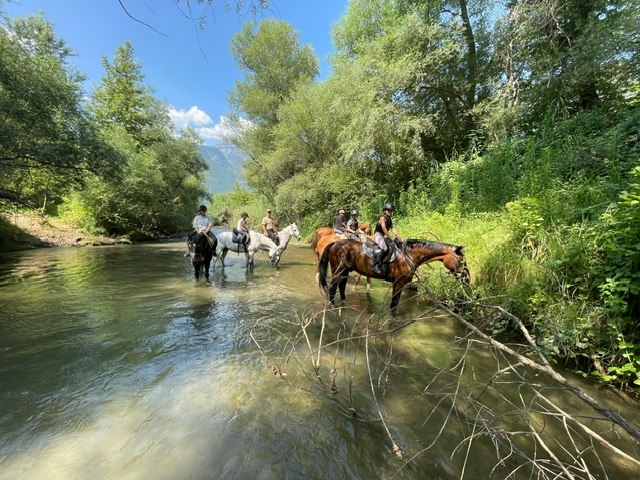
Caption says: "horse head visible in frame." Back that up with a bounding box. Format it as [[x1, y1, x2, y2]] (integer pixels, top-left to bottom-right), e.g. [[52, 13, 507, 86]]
[[359, 223, 371, 235], [287, 223, 301, 240], [442, 245, 471, 284]]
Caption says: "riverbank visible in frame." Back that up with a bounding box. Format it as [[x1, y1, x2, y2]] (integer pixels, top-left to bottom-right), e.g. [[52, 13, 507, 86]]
[[0, 212, 126, 252]]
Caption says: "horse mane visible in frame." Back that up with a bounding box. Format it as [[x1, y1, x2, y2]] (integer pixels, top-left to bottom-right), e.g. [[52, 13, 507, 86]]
[[404, 239, 456, 250]]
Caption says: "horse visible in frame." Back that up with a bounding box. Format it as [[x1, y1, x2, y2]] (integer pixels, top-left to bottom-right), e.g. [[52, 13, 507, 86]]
[[187, 232, 217, 281], [270, 223, 301, 266], [215, 230, 280, 271], [313, 231, 372, 291], [318, 238, 470, 316], [310, 223, 370, 260]]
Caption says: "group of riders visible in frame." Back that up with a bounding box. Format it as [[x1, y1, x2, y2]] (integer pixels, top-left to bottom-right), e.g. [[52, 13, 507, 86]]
[[189, 202, 400, 274], [188, 205, 280, 254], [333, 203, 400, 274]]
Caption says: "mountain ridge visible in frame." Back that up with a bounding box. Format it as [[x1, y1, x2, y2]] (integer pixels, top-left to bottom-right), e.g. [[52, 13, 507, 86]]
[[199, 144, 247, 195]]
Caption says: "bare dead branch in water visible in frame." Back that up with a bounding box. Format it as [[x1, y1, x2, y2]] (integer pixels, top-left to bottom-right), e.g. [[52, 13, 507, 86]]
[[248, 283, 640, 478], [437, 301, 640, 446], [365, 324, 403, 458]]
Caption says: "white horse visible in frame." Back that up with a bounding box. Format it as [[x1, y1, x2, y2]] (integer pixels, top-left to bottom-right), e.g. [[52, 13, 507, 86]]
[[270, 223, 301, 266], [215, 230, 280, 270]]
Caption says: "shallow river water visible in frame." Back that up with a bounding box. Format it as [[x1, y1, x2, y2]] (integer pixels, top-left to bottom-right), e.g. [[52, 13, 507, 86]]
[[0, 236, 638, 479]]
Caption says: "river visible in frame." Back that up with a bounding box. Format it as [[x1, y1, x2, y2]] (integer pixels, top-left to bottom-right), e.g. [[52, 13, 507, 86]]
[[0, 236, 638, 479]]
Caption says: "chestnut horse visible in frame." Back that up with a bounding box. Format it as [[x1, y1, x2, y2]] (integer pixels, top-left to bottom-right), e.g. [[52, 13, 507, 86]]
[[310, 223, 371, 254], [318, 238, 470, 316]]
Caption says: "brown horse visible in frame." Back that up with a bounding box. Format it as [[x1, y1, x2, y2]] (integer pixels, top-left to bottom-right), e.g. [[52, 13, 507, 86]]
[[313, 232, 372, 290], [310, 223, 371, 253], [318, 238, 470, 316]]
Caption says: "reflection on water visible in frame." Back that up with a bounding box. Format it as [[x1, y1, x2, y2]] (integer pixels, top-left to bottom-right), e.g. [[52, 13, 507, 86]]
[[0, 240, 639, 479]]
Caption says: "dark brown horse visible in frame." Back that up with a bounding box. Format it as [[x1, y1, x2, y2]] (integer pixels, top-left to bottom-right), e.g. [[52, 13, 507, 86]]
[[188, 232, 217, 281], [318, 238, 470, 316]]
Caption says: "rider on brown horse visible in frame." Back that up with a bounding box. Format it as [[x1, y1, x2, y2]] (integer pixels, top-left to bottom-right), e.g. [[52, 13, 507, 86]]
[[372, 203, 401, 274]]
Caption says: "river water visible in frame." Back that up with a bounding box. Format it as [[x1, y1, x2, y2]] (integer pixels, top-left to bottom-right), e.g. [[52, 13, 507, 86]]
[[0, 237, 638, 479]]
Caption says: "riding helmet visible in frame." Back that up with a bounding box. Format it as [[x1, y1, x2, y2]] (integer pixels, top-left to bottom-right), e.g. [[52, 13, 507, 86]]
[[383, 202, 394, 211], [241, 211, 249, 218], [351, 209, 359, 216]]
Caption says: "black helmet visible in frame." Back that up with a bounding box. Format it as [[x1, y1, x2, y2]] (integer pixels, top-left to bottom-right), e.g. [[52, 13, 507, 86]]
[[198, 204, 207, 211], [351, 209, 359, 216], [241, 211, 249, 218], [383, 202, 394, 211]]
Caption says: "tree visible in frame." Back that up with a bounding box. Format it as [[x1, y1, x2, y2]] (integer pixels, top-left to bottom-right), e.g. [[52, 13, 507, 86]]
[[500, 0, 640, 122], [228, 19, 319, 200], [76, 41, 208, 238], [0, 14, 122, 209], [92, 41, 164, 143]]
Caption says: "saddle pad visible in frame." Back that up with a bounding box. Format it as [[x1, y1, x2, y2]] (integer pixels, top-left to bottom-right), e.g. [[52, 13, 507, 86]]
[[362, 240, 398, 263]]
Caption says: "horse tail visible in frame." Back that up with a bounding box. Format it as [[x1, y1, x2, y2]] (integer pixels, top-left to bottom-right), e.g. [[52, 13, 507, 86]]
[[310, 230, 319, 250], [318, 241, 333, 293]]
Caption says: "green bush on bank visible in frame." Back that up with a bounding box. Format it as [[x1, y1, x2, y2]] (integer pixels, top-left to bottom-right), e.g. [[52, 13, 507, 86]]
[[399, 109, 639, 387]]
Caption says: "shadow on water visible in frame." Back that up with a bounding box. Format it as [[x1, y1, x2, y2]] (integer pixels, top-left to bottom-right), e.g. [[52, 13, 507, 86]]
[[0, 241, 638, 479]]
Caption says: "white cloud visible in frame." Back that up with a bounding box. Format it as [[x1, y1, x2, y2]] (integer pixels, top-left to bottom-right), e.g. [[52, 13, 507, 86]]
[[197, 116, 253, 142], [169, 107, 253, 143], [168, 106, 212, 129]]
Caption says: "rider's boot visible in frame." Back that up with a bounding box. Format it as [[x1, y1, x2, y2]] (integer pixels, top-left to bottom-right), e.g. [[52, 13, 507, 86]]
[[372, 249, 385, 275]]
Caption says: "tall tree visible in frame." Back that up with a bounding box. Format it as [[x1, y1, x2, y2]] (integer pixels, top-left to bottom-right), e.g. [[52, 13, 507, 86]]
[[501, 0, 640, 121], [92, 41, 164, 143], [0, 14, 121, 209], [332, 0, 496, 166], [228, 19, 318, 200], [76, 41, 208, 238]]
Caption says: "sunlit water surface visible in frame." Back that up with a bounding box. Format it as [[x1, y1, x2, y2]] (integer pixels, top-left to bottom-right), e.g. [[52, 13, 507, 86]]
[[0, 238, 638, 479]]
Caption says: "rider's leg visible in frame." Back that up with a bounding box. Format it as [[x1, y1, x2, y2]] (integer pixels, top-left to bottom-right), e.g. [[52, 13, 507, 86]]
[[372, 232, 387, 274]]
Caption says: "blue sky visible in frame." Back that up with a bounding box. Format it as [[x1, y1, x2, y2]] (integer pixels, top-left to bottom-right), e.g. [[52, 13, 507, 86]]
[[4, 0, 349, 144]]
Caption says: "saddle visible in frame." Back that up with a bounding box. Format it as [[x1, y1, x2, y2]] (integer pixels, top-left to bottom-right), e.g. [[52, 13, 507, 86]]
[[362, 238, 399, 264], [231, 228, 250, 247], [267, 230, 280, 246]]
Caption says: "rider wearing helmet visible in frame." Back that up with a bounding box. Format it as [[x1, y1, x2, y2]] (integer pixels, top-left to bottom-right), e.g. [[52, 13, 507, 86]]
[[372, 203, 401, 274], [333, 208, 347, 235], [346, 209, 360, 238]]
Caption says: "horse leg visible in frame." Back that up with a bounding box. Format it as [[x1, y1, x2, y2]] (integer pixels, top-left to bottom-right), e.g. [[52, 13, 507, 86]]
[[204, 255, 211, 281], [328, 270, 341, 305], [390, 278, 411, 317], [366, 276, 371, 291], [338, 270, 349, 301], [352, 272, 361, 291], [220, 249, 228, 268]]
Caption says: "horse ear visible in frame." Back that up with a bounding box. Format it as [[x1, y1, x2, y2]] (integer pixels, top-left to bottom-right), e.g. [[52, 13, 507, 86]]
[[456, 245, 465, 255]]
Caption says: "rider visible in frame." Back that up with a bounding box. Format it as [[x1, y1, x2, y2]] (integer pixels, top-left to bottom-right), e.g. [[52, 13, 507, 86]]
[[236, 212, 250, 251], [333, 209, 347, 235], [261, 208, 279, 245], [372, 203, 401, 274], [187, 204, 215, 255], [346, 209, 361, 239]]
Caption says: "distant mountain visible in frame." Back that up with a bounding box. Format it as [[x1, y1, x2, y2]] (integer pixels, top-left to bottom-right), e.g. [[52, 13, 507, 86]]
[[199, 144, 247, 195]]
